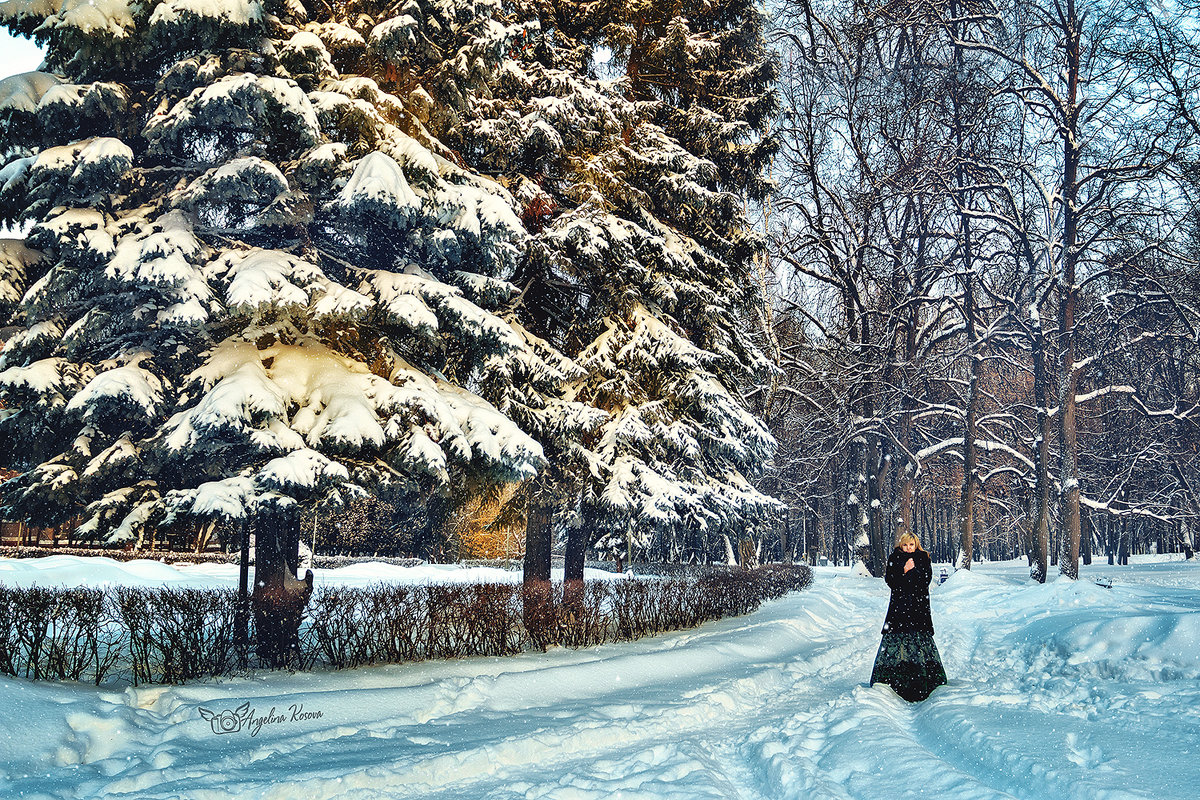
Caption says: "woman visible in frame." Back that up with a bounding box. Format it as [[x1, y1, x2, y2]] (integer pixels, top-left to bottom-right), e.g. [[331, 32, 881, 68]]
[[869, 532, 947, 701]]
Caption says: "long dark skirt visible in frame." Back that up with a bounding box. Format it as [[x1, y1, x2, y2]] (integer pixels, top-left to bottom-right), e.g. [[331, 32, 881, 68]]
[[870, 632, 947, 702]]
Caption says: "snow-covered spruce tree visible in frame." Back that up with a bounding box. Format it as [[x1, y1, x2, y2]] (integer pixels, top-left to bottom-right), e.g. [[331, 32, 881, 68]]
[[299, 0, 611, 567], [566, 0, 779, 203], [459, 2, 781, 584], [0, 0, 575, 662], [438, 13, 628, 595]]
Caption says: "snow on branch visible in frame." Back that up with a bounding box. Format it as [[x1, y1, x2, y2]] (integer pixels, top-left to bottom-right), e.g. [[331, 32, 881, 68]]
[[102, 210, 212, 326], [357, 266, 523, 352], [0, 71, 63, 114], [0, 320, 63, 368], [27, 137, 134, 202], [336, 151, 420, 223], [0, 239, 41, 316], [176, 157, 288, 225], [41, 0, 134, 39], [65, 363, 163, 422], [256, 448, 349, 494], [1074, 385, 1136, 405], [145, 73, 320, 159], [208, 247, 319, 311], [913, 437, 1034, 472], [148, 0, 264, 48], [23, 207, 115, 277], [1080, 494, 1179, 524], [306, 21, 365, 52], [0, 345, 89, 412], [168, 336, 543, 493]]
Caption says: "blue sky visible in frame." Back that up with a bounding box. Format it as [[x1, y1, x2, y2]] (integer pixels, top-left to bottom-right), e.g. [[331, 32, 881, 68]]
[[0, 29, 45, 78]]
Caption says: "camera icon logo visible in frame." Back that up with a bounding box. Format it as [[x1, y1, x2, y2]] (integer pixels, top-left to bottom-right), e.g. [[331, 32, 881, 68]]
[[198, 702, 253, 735]]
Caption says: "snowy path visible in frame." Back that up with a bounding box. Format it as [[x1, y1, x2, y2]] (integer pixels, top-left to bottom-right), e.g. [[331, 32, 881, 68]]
[[2, 560, 1199, 799]]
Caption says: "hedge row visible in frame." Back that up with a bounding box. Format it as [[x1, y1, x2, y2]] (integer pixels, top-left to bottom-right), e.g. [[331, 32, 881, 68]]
[[0, 586, 245, 685], [0, 564, 811, 685]]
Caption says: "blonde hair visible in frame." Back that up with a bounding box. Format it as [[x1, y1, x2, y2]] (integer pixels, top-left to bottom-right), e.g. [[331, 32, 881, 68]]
[[897, 532, 925, 552]]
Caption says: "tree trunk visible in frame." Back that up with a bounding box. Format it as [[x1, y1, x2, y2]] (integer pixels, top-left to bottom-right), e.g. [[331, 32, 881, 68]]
[[562, 525, 588, 610], [1029, 313, 1053, 582], [959, 274, 980, 571], [522, 492, 555, 649], [894, 470, 915, 545], [948, 0, 981, 573], [1169, 458, 1198, 558], [860, 293, 890, 578], [866, 438, 888, 575], [1106, 513, 1115, 565], [738, 536, 759, 569], [1113, 515, 1123, 566], [251, 507, 313, 669], [1019, 483, 1035, 567], [523, 498, 552, 584], [1081, 504, 1093, 565], [236, 520, 250, 668], [781, 509, 792, 565], [1057, 0, 1083, 581], [722, 534, 738, 566]]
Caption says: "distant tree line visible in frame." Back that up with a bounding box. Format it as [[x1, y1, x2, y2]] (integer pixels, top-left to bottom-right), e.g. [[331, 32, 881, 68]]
[[760, 0, 1200, 578]]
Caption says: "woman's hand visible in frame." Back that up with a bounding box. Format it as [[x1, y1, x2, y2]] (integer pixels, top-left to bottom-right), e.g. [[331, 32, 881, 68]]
[[904, 558, 915, 573]]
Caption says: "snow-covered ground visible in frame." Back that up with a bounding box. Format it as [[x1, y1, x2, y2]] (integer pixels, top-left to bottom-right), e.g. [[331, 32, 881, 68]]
[[0, 554, 628, 590], [1, 554, 1197, 799]]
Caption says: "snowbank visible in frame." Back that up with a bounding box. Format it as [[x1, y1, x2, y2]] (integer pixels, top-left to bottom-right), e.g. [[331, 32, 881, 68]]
[[0, 554, 628, 589]]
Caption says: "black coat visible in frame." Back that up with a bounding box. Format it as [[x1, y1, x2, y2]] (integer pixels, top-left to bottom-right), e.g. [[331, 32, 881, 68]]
[[882, 548, 934, 635]]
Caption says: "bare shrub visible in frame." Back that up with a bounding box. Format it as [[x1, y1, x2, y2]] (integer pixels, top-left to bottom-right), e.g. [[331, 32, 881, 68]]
[[697, 570, 760, 620], [43, 589, 120, 684], [116, 587, 240, 685], [611, 579, 654, 640], [0, 586, 119, 683], [753, 565, 814, 598], [302, 585, 377, 670], [301, 583, 529, 667], [465, 584, 526, 656], [521, 580, 559, 651], [427, 584, 525, 659], [0, 588, 16, 677], [561, 581, 611, 648], [366, 585, 428, 664], [587, 564, 813, 644]]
